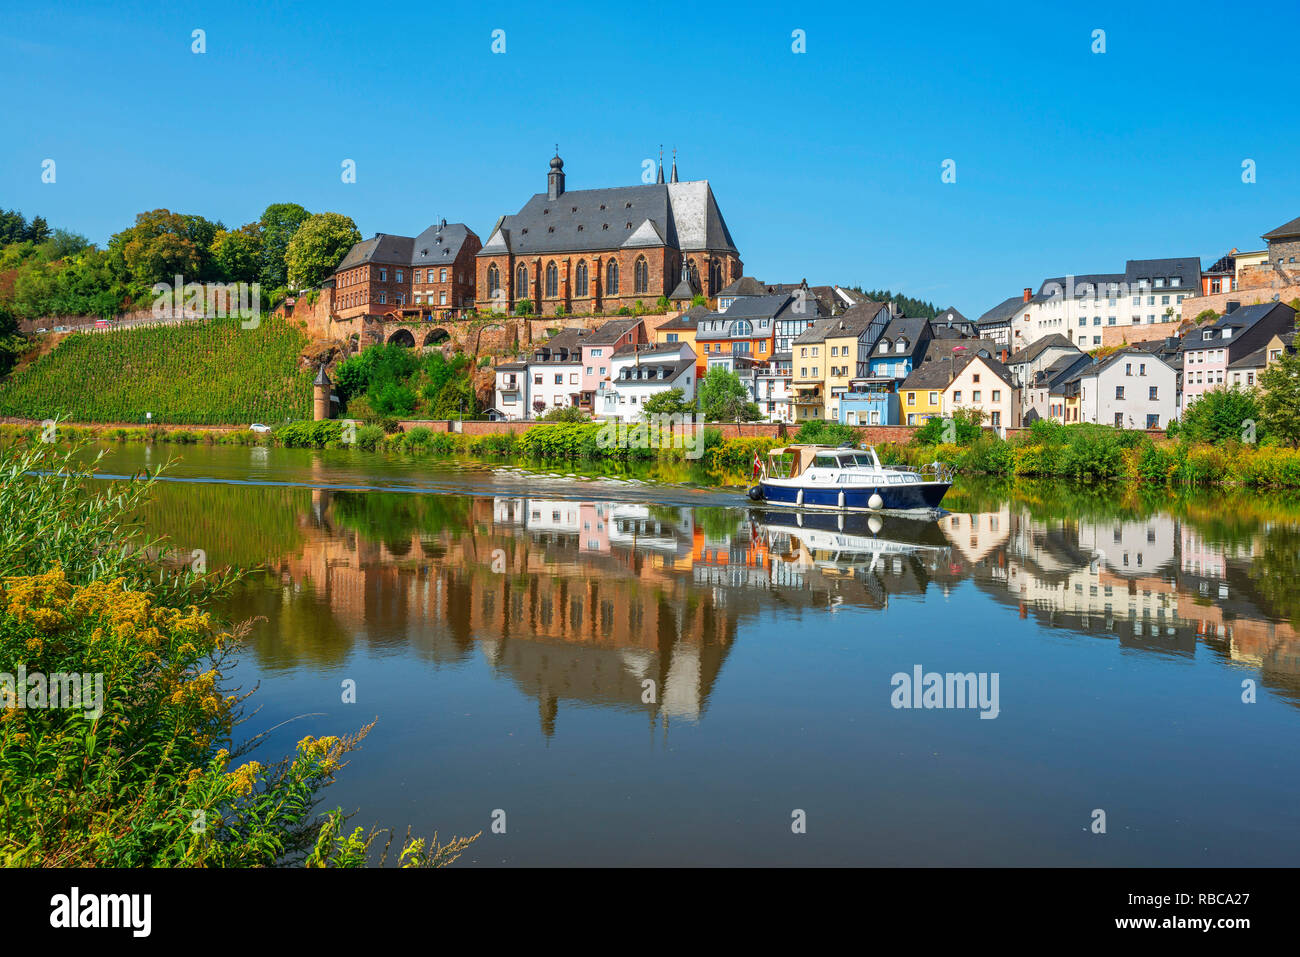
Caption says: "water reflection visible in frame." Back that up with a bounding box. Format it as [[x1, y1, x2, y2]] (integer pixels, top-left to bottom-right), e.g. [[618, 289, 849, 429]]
[[140, 479, 1300, 728]]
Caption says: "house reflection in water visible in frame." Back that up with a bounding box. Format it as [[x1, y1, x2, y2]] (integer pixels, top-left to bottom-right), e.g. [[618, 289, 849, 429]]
[[248, 488, 1300, 729]]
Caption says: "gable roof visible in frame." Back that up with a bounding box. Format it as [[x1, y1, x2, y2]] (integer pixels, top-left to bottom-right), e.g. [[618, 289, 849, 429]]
[[716, 276, 769, 299], [871, 317, 931, 359], [1181, 302, 1295, 351], [1262, 215, 1300, 241], [1007, 333, 1079, 365], [582, 317, 642, 346], [977, 295, 1027, 326]]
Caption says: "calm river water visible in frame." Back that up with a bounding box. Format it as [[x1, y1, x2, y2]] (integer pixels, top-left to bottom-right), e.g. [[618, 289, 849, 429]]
[[99, 442, 1300, 865]]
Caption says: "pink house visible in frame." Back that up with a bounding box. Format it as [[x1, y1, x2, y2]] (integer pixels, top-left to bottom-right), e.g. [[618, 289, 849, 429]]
[[578, 318, 646, 411]]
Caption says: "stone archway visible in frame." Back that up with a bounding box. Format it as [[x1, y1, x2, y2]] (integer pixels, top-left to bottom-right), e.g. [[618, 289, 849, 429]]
[[423, 328, 450, 349], [388, 328, 416, 347]]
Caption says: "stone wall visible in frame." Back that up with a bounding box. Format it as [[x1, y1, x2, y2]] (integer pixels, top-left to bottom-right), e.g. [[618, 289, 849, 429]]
[[396, 418, 919, 443], [1181, 283, 1300, 322]]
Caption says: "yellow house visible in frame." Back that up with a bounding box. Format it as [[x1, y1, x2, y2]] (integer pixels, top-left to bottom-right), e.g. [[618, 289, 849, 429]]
[[791, 305, 891, 420], [898, 381, 945, 425], [654, 305, 707, 377]]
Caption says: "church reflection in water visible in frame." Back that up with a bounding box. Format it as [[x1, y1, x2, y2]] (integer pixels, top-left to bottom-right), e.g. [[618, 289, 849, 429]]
[[209, 486, 1300, 731]]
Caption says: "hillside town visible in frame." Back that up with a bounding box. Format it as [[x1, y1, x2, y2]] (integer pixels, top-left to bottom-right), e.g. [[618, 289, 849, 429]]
[[309, 152, 1300, 434]]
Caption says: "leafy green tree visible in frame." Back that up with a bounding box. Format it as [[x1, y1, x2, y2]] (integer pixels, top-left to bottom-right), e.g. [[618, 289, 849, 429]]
[[284, 212, 360, 290], [258, 203, 311, 288], [211, 223, 264, 283], [1179, 386, 1262, 444], [108, 209, 210, 293], [538, 404, 587, 421], [697, 366, 762, 421], [641, 387, 694, 419], [1259, 351, 1300, 446]]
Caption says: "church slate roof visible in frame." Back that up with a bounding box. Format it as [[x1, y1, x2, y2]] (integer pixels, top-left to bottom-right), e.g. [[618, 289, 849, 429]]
[[478, 172, 738, 259]]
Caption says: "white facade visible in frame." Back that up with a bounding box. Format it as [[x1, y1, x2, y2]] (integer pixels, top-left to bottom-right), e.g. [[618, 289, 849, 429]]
[[1075, 351, 1178, 429], [944, 357, 1019, 436], [598, 344, 696, 421], [493, 364, 529, 420]]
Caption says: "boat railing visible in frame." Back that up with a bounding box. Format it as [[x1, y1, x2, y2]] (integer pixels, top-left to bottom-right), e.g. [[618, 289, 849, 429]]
[[886, 461, 954, 483]]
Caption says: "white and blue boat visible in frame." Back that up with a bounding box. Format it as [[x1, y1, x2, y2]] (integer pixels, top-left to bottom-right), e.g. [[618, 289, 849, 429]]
[[747, 445, 951, 512]]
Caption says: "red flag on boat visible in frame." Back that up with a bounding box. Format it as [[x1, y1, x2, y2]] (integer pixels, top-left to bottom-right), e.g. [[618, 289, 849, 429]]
[[752, 451, 762, 479]]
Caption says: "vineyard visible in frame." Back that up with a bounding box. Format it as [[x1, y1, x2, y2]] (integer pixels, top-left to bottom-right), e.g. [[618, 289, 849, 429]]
[[0, 317, 314, 424]]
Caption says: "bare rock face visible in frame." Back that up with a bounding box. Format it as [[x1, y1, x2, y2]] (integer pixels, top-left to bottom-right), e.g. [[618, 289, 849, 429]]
[[471, 365, 496, 408], [300, 339, 348, 374]]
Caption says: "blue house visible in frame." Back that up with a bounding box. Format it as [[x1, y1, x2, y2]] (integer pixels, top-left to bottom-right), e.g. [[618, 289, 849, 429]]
[[839, 384, 900, 426], [866, 316, 933, 382]]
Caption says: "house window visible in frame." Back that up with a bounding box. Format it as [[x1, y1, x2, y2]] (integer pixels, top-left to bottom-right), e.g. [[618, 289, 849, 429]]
[[907, 393, 916, 406], [395, 269, 403, 282], [992, 390, 1001, 401], [575, 261, 588, 297], [379, 268, 388, 281], [1146, 414, 1159, 429], [1149, 386, 1158, 400], [972, 373, 980, 383], [413, 270, 422, 283], [1116, 385, 1125, 399], [929, 392, 938, 404], [440, 268, 447, 282], [439, 291, 446, 305], [953, 391, 962, 403], [972, 391, 981, 402]]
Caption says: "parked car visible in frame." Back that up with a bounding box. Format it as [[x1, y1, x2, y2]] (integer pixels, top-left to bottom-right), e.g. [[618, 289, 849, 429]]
[[34, 327, 47, 334], [249, 423, 272, 433], [53, 325, 70, 333]]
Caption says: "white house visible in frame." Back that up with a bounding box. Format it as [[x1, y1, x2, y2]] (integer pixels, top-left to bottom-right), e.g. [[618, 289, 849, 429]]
[[493, 361, 530, 420], [1073, 347, 1178, 429], [598, 343, 697, 421]]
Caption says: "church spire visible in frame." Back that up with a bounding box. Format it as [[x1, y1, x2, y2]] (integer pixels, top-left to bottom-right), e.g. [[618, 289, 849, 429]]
[[670, 147, 678, 183], [656, 144, 665, 184]]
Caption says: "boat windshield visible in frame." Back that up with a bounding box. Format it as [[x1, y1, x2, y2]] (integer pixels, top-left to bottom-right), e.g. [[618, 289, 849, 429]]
[[847, 454, 877, 467]]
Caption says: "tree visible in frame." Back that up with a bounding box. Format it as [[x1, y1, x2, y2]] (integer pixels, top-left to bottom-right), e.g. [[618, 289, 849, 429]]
[[1179, 386, 1262, 444], [108, 209, 211, 293], [258, 203, 311, 289], [210, 223, 264, 283], [1259, 351, 1300, 446], [641, 387, 694, 419], [1193, 308, 1218, 325], [284, 213, 361, 290], [697, 367, 762, 422]]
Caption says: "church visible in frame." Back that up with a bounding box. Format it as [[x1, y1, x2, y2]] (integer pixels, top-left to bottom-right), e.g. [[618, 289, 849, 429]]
[[475, 151, 743, 317]]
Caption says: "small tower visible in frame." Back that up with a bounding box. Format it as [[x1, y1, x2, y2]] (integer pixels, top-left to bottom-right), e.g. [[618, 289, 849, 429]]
[[670, 147, 678, 183], [313, 364, 332, 421], [656, 145, 665, 184], [547, 148, 565, 200]]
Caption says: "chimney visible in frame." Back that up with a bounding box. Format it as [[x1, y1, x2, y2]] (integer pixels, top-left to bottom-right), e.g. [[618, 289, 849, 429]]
[[1225, 300, 1240, 314], [1023, 287, 1032, 302]]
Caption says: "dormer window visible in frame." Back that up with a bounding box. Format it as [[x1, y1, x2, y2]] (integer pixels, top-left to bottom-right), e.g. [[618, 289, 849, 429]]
[[1222, 328, 1232, 339]]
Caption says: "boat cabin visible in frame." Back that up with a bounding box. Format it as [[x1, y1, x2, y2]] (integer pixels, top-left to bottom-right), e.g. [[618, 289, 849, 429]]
[[765, 445, 884, 479]]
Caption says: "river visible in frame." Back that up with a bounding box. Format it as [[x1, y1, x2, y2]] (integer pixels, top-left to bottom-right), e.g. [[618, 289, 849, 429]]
[[98, 442, 1300, 865]]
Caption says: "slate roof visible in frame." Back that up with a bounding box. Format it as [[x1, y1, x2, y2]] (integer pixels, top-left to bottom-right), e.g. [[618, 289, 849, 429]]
[[977, 295, 1027, 326], [871, 317, 931, 359], [478, 174, 738, 258], [933, 307, 971, 326], [1007, 333, 1079, 365], [1180, 303, 1295, 352], [1031, 353, 1094, 389], [582, 318, 642, 346], [791, 301, 889, 344], [1029, 258, 1201, 302], [716, 276, 769, 298], [334, 223, 474, 272], [1262, 215, 1300, 241], [1228, 329, 1296, 369], [614, 357, 695, 382]]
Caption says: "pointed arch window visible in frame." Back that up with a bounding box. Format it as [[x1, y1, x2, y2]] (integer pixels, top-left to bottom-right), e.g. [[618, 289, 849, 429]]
[[516, 264, 528, 295], [606, 260, 620, 296], [634, 256, 649, 294], [486, 263, 500, 297], [708, 259, 723, 292], [545, 262, 558, 298], [575, 261, 588, 297]]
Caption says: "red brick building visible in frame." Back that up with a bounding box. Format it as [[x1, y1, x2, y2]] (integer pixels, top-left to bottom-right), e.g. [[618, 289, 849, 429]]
[[476, 152, 743, 318], [333, 219, 481, 321]]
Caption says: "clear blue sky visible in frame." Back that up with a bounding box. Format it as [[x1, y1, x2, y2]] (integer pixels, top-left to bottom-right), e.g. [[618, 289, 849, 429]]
[[2, 0, 1296, 315]]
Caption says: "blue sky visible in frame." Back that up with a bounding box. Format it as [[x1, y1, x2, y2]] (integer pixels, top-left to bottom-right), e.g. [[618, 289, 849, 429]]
[[2, 0, 1296, 314]]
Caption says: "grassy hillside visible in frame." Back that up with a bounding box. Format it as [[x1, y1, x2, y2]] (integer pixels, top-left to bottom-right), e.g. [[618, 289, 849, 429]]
[[0, 317, 313, 424]]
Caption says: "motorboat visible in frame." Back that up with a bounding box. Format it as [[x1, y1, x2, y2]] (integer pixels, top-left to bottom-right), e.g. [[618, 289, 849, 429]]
[[747, 444, 951, 512]]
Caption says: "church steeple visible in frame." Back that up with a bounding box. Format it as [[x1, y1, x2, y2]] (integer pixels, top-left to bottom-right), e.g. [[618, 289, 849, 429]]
[[656, 145, 665, 184], [670, 147, 678, 183], [547, 146, 565, 200]]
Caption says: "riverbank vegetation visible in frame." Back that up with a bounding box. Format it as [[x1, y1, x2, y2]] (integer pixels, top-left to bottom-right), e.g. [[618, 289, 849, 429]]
[[0, 436, 478, 865]]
